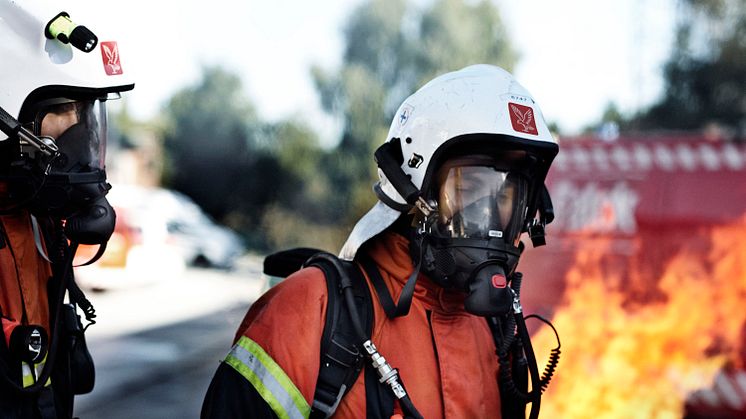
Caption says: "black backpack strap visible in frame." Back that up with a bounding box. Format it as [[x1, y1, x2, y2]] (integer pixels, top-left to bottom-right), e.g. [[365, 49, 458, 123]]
[[264, 248, 322, 277], [307, 254, 373, 419]]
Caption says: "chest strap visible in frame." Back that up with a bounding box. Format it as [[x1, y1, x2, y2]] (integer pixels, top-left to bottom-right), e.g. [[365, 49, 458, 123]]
[[308, 254, 373, 419]]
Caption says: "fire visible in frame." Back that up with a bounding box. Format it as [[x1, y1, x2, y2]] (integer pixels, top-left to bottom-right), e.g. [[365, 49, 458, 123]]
[[530, 218, 746, 418]]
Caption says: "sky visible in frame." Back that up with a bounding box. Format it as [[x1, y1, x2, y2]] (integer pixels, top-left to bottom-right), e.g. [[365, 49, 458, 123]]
[[67, 0, 678, 144]]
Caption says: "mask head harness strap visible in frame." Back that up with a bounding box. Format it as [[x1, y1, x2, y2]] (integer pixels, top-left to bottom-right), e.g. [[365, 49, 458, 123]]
[[370, 138, 435, 319], [374, 137, 435, 217], [528, 184, 554, 247]]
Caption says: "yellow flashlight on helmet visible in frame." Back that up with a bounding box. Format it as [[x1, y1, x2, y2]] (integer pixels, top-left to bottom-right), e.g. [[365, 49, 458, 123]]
[[44, 11, 98, 53]]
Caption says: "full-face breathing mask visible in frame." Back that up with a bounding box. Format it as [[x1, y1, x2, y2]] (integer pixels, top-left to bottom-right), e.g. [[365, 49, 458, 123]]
[[3, 98, 115, 245], [412, 155, 530, 316]]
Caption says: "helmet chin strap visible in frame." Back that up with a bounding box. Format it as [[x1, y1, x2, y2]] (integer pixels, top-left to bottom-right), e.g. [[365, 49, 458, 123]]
[[363, 236, 425, 319]]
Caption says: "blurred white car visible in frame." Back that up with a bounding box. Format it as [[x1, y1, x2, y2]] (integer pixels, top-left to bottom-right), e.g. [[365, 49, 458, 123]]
[[105, 184, 246, 270], [164, 211, 245, 269]]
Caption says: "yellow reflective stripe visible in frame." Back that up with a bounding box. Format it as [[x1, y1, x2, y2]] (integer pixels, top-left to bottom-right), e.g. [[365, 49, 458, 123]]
[[21, 356, 51, 388], [225, 336, 310, 419], [21, 363, 34, 387]]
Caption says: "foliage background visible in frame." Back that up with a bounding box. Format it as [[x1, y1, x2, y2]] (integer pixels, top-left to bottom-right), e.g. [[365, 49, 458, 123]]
[[120, 0, 745, 253]]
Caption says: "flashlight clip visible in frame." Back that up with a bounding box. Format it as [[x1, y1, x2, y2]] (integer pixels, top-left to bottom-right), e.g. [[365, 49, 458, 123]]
[[528, 219, 546, 247], [510, 287, 523, 315]]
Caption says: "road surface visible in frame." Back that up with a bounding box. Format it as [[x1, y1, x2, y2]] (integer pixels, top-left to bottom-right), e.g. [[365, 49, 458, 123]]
[[72, 257, 266, 418]]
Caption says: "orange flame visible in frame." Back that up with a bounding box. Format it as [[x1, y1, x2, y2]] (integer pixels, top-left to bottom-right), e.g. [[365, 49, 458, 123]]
[[531, 218, 746, 418]]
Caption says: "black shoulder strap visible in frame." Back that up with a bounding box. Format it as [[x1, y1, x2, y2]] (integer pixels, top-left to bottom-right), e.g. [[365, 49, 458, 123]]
[[307, 254, 373, 419], [359, 253, 419, 318], [264, 248, 322, 277]]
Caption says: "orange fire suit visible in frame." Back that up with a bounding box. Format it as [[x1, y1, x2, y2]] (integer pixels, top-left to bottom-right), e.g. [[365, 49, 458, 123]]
[[202, 232, 502, 418], [0, 212, 53, 331], [0, 210, 60, 418]]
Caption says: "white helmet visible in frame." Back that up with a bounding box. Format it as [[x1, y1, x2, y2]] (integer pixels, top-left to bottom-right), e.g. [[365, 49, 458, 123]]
[[0, 0, 133, 243], [340, 64, 559, 260], [0, 0, 134, 141]]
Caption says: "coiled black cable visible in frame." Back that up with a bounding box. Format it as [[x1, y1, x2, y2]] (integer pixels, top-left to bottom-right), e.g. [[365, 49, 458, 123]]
[[495, 315, 562, 401], [497, 347, 530, 402], [66, 276, 97, 331], [492, 272, 563, 419], [524, 314, 561, 392], [77, 295, 97, 332], [488, 314, 517, 357]]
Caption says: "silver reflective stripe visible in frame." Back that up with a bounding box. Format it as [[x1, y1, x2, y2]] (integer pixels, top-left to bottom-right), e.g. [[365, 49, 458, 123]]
[[225, 336, 310, 419], [30, 214, 52, 262]]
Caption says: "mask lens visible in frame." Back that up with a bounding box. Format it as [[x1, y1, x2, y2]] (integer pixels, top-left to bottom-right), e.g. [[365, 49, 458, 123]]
[[35, 99, 108, 171], [39, 102, 80, 139], [434, 163, 527, 243]]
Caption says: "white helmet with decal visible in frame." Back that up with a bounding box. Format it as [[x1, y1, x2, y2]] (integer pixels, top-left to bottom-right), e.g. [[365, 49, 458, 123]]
[[0, 0, 134, 227], [340, 64, 558, 260], [0, 0, 134, 140]]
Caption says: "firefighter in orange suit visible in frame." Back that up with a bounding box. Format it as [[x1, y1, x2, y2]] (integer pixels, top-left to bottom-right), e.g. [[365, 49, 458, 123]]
[[0, 1, 133, 417], [0, 199, 55, 416], [202, 64, 560, 418]]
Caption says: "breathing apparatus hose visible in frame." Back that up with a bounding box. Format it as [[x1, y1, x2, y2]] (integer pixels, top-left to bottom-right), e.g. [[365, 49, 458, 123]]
[[343, 270, 424, 419], [492, 272, 562, 419], [511, 272, 542, 418], [313, 253, 424, 419], [525, 315, 561, 393]]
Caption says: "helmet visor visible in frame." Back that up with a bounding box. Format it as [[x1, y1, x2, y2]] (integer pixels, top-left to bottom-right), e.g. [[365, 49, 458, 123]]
[[33, 99, 108, 171], [433, 160, 528, 244]]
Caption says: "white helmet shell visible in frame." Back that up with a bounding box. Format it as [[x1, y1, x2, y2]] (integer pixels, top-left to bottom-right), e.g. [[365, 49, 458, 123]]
[[340, 64, 558, 260], [0, 0, 134, 139]]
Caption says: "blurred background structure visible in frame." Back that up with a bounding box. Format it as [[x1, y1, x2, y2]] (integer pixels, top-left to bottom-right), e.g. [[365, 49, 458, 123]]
[[58, 0, 746, 417]]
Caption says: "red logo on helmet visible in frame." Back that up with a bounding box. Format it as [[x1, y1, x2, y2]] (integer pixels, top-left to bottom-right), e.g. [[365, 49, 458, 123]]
[[100, 41, 123, 76], [508, 102, 537, 135], [491, 274, 507, 288]]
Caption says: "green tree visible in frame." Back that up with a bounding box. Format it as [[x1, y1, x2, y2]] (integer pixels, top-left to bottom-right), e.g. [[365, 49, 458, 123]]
[[265, 120, 327, 217], [632, 0, 746, 137], [161, 66, 281, 247], [314, 0, 516, 224]]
